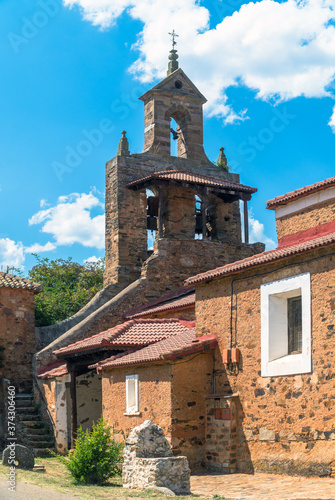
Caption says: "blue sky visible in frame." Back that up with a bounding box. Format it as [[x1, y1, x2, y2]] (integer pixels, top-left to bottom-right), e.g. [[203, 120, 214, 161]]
[[0, 0, 334, 272]]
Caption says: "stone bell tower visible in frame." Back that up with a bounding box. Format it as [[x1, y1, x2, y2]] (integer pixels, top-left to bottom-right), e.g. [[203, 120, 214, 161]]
[[104, 41, 264, 291]]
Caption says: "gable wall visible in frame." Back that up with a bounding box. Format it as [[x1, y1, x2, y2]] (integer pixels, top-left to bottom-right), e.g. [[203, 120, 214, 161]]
[[196, 249, 335, 475], [276, 199, 335, 240]]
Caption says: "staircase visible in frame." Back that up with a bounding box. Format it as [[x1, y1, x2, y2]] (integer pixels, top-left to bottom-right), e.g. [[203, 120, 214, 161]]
[[16, 393, 55, 457]]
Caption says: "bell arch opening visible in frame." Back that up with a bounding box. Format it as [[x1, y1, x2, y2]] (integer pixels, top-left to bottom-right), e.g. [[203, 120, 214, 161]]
[[147, 189, 158, 254], [165, 105, 191, 159]]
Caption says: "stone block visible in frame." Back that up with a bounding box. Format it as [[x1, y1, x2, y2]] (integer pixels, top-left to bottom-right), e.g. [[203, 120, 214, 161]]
[[2, 444, 34, 469], [259, 427, 276, 442], [123, 421, 190, 495]]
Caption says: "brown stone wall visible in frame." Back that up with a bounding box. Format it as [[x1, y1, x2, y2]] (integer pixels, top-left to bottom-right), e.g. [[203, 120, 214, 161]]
[[163, 186, 195, 239], [102, 353, 213, 469], [0, 288, 36, 392], [102, 363, 172, 442], [196, 248, 335, 475], [276, 199, 335, 240], [205, 396, 238, 473], [35, 378, 56, 430], [171, 353, 213, 468]]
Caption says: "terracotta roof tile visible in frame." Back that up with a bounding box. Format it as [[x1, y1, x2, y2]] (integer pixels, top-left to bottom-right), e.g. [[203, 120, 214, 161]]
[[124, 287, 195, 319], [92, 332, 218, 370], [0, 272, 42, 293], [37, 360, 68, 379], [185, 231, 335, 285], [267, 176, 335, 209], [54, 318, 196, 357], [126, 170, 257, 194]]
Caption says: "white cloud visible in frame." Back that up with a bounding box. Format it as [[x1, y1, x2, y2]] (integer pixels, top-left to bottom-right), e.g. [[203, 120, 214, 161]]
[[63, 0, 335, 126], [249, 211, 276, 250], [84, 255, 99, 263], [29, 192, 105, 249], [329, 105, 335, 132], [40, 199, 49, 208], [0, 238, 25, 269], [25, 242, 57, 253]]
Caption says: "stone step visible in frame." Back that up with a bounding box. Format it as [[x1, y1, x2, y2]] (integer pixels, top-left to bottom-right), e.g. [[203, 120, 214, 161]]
[[21, 420, 44, 427], [16, 399, 35, 408], [23, 427, 48, 436], [19, 413, 40, 421], [26, 434, 54, 442], [16, 406, 38, 414], [28, 440, 54, 448]]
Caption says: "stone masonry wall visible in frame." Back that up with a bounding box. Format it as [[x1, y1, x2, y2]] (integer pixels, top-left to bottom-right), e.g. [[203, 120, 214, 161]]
[[102, 363, 172, 442], [275, 199, 335, 240], [196, 248, 335, 476], [102, 353, 213, 469], [104, 150, 244, 288], [205, 396, 238, 473], [0, 288, 36, 392], [171, 353, 213, 468]]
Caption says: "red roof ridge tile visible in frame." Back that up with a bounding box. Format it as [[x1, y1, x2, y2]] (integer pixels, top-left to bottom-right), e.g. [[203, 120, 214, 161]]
[[54, 318, 196, 358], [126, 169, 257, 193], [124, 286, 194, 319], [267, 175, 335, 209]]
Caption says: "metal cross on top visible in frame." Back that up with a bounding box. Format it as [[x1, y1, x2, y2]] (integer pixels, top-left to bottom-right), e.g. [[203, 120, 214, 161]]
[[169, 30, 179, 49]]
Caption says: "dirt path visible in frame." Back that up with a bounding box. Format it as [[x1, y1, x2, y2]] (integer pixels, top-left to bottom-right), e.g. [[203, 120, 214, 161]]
[[0, 476, 84, 500]]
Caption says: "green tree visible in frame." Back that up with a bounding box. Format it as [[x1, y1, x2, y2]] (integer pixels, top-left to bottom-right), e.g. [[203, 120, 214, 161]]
[[60, 418, 123, 485], [28, 255, 104, 327]]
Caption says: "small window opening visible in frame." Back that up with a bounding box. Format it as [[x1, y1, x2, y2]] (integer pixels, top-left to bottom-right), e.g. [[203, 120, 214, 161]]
[[175, 80, 183, 89], [195, 195, 203, 239], [170, 118, 178, 157], [287, 296, 302, 354], [126, 375, 139, 414], [147, 189, 158, 253]]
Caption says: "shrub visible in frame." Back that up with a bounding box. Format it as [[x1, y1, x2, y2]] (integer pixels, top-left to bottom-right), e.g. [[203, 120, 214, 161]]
[[61, 418, 123, 485]]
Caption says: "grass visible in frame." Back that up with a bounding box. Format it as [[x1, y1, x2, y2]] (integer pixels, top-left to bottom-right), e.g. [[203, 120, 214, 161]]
[[0, 457, 204, 500]]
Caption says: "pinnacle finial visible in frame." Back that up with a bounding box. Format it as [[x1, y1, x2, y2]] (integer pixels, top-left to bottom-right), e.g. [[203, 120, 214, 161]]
[[117, 130, 130, 157], [167, 30, 179, 76], [217, 147, 229, 171]]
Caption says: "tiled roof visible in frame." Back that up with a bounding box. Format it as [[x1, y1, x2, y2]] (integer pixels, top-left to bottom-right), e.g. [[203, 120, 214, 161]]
[[126, 170, 257, 194], [267, 176, 335, 209], [92, 332, 218, 371], [124, 287, 195, 319], [185, 231, 335, 285], [0, 272, 42, 293], [37, 360, 68, 379], [54, 318, 196, 357]]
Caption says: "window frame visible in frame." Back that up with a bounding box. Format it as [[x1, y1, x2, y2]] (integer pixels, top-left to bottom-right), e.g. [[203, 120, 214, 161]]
[[125, 374, 139, 415], [261, 272, 311, 377]]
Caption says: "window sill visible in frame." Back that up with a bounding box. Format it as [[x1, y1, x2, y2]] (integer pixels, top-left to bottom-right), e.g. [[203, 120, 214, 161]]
[[123, 411, 141, 416], [262, 352, 311, 377]]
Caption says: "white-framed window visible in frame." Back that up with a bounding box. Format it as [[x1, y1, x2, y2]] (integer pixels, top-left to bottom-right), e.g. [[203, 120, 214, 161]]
[[261, 272, 311, 377], [125, 374, 139, 414]]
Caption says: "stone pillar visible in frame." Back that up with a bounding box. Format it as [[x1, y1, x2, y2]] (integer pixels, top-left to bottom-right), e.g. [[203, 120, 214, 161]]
[[205, 395, 238, 473]]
